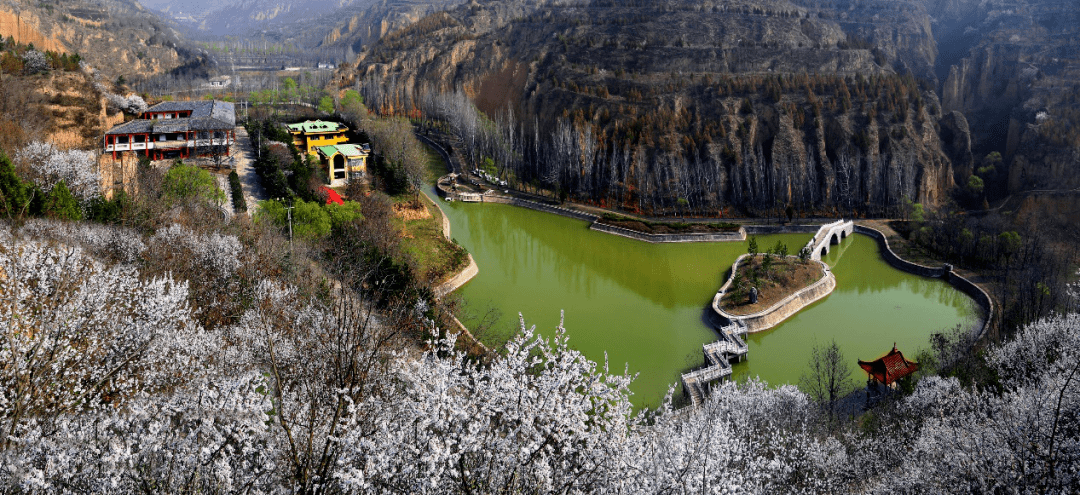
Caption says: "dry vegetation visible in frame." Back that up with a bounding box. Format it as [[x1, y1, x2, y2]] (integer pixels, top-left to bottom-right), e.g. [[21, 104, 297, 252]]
[[720, 254, 823, 315]]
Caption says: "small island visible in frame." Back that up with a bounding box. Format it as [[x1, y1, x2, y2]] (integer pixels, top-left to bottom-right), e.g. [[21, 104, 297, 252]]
[[715, 239, 835, 331]]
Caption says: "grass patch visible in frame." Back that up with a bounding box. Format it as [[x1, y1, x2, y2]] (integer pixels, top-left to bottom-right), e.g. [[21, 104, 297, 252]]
[[423, 146, 450, 183], [395, 192, 468, 285]]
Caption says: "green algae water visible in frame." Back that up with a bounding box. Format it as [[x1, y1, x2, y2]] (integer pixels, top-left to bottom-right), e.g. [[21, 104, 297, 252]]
[[436, 197, 977, 409]]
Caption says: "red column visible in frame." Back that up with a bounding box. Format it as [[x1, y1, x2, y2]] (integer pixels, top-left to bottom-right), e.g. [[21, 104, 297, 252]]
[[110, 136, 116, 160]]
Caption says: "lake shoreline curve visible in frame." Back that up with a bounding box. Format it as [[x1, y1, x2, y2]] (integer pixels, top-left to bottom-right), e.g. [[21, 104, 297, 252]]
[[853, 224, 995, 342], [424, 192, 486, 352]]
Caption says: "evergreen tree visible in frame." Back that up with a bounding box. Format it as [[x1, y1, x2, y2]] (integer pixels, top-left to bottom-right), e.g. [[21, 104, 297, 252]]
[[0, 151, 28, 217], [43, 180, 82, 221]]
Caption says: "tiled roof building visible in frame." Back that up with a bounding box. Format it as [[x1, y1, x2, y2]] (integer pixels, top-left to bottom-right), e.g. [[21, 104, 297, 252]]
[[286, 120, 349, 153], [104, 101, 236, 161]]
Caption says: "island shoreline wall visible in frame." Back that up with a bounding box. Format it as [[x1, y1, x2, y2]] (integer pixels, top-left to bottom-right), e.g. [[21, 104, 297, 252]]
[[711, 254, 837, 333]]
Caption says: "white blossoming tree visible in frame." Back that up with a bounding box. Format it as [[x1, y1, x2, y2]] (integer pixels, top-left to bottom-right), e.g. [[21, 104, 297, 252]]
[[334, 314, 638, 493], [1, 218, 1078, 493], [16, 141, 101, 202]]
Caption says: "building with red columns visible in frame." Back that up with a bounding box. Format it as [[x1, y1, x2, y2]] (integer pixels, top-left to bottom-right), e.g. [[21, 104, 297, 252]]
[[103, 100, 236, 161]]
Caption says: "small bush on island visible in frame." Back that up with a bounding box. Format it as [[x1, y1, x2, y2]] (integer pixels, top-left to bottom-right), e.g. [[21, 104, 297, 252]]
[[721, 251, 822, 315]]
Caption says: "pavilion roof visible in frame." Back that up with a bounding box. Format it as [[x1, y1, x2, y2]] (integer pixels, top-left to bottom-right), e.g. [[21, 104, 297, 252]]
[[858, 345, 918, 385]]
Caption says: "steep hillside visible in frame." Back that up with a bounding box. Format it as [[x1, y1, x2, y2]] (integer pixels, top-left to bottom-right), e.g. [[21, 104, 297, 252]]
[[347, 0, 1079, 216], [931, 0, 1080, 193], [178, 0, 368, 38], [0, 0, 195, 78], [348, 0, 962, 216], [314, 0, 463, 54]]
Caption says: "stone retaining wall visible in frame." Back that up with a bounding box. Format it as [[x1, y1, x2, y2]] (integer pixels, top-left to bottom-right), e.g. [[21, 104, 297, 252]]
[[853, 225, 947, 278], [712, 254, 837, 333], [589, 222, 746, 243], [435, 254, 478, 298], [854, 224, 995, 341], [743, 225, 826, 235], [481, 194, 600, 222], [946, 271, 996, 341]]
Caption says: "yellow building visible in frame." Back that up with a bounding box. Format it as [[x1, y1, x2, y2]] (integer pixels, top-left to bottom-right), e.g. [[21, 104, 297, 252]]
[[286, 120, 349, 153], [317, 143, 371, 187]]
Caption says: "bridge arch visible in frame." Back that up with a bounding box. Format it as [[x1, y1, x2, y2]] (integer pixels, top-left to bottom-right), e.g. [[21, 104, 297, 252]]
[[805, 220, 854, 261]]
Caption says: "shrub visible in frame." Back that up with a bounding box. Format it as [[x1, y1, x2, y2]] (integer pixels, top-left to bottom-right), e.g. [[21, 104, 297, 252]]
[[163, 162, 225, 205], [228, 170, 246, 213]]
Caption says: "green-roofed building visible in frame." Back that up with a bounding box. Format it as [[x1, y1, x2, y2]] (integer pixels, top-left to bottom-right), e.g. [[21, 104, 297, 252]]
[[286, 120, 349, 153], [316, 143, 371, 187]]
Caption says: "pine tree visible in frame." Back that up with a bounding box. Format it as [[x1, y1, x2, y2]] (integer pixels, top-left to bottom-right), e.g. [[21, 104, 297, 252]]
[[44, 180, 82, 221], [0, 151, 28, 217]]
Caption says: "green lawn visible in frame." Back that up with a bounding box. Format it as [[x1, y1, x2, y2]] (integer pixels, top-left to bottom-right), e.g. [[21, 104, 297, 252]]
[[423, 146, 450, 182], [394, 191, 467, 286]]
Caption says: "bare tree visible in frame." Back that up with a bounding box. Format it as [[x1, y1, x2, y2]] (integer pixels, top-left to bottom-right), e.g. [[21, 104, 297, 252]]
[[799, 339, 853, 424]]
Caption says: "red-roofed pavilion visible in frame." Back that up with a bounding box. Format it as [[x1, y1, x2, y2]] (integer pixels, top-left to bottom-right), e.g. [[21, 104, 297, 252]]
[[858, 345, 918, 387]]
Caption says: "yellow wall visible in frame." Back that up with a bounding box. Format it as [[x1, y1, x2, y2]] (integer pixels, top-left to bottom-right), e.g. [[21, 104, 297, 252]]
[[291, 131, 349, 153]]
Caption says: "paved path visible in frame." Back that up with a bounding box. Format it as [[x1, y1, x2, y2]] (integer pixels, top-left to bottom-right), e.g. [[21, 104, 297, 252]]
[[216, 174, 234, 220], [233, 126, 268, 214]]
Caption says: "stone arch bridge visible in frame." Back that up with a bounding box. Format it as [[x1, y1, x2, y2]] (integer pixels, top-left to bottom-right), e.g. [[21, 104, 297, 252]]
[[805, 220, 854, 260]]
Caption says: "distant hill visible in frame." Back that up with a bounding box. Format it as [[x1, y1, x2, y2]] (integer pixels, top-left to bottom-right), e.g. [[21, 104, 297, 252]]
[[146, 0, 461, 65]]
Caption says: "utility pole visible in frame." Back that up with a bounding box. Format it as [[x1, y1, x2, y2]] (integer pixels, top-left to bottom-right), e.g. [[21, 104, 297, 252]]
[[285, 202, 294, 252]]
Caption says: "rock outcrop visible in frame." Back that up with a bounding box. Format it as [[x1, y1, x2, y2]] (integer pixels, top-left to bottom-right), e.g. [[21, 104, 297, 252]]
[[339, 0, 1079, 214]]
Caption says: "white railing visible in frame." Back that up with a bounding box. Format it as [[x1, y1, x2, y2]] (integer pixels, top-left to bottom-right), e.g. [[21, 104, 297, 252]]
[[682, 364, 731, 385]]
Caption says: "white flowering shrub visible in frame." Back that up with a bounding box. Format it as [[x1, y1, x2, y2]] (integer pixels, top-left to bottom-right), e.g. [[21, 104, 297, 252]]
[[0, 238, 202, 450], [16, 141, 101, 201], [148, 223, 242, 279], [104, 92, 149, 115], [335, 315, 638, 493], [21, 49, 48, 74], [19, 218, 147, 263], [2, 373, 277, 493]]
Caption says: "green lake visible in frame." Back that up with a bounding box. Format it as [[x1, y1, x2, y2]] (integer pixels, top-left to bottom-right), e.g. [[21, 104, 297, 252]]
[[436, 198, 978, 409]]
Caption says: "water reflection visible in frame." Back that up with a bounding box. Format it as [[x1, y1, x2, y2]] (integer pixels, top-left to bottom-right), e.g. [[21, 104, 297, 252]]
[[437, 197, 976, 407]]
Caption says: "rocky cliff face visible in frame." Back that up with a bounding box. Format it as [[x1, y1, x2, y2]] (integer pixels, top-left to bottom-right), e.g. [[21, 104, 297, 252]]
[[317, 0, 463, 53], [347, 0, 968, 215], [934, 0, 1080, 193]]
